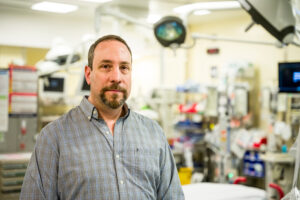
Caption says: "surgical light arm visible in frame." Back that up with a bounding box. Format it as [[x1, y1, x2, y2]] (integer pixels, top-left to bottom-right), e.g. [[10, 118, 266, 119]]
[[239, 0, 300, 46]]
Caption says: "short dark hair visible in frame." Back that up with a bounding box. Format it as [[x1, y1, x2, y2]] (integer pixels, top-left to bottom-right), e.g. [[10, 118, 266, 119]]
[[87, 34, 132, 69]]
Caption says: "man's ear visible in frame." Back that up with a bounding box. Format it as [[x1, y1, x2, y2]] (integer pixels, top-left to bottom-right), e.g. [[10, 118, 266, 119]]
[[84, 65, 91, 85]]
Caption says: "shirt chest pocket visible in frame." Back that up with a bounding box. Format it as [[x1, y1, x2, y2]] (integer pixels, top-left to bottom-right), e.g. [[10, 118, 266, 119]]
[[122, 146, 160, 177]]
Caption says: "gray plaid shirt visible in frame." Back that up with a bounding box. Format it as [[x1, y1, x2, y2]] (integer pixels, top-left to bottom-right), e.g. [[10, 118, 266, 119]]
[[20, 97, 184, 200]]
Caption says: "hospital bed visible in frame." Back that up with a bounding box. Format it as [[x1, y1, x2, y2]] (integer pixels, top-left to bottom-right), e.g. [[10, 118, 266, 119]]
[[182, 183, 267, 200]]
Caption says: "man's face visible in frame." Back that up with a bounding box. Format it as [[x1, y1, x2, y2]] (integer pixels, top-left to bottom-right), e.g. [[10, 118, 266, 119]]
[[85, 40, 132, 109]]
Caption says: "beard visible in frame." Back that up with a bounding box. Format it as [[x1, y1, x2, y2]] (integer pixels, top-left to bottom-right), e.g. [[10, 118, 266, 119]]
[[99, 83, 128, 109]]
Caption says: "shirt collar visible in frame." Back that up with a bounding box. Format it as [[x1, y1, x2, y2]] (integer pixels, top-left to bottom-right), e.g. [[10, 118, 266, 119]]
[[79, 96, 130, 121]]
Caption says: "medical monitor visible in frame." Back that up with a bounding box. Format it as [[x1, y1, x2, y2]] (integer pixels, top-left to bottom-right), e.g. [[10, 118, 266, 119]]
[[77, 69, 90, 96], [43, 77, 64, 92], [279, 62, 300, 93], [39, 74, 67, 103]]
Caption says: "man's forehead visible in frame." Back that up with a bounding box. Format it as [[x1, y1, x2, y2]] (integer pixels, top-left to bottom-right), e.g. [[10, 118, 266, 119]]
[[94, 40, 132, 63], [95, 40, 130, 52]]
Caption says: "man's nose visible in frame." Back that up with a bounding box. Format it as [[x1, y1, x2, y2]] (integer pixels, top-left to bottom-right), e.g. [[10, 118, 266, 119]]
[[110, 66, 121, 83]]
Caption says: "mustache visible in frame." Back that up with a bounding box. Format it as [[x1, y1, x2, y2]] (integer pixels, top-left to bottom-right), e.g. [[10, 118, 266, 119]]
[[102, 84, 127, 93]]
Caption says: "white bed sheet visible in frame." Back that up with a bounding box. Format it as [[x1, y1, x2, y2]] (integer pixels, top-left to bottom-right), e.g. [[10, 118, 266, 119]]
[[182, 183, 267, 200]]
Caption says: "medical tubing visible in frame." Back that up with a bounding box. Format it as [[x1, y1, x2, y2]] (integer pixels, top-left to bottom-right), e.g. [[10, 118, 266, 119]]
[[269, 183, 284, 199]]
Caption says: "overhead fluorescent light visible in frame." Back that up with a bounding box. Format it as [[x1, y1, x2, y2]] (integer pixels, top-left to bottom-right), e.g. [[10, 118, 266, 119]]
[[193, 10, 211, 16], [79, 0, 112, 3], [31, 1, 78, 13], [174, 1, 240, 14], [147, 14, 161, 24]]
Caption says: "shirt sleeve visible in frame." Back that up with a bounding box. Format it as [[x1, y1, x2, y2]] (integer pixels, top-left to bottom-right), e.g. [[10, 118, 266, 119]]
[[156, 127, 185, 200], [20, 128, 59, 200]]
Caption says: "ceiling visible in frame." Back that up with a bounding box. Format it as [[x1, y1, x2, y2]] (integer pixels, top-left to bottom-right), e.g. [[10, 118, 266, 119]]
[[0, 0, 245, 24]]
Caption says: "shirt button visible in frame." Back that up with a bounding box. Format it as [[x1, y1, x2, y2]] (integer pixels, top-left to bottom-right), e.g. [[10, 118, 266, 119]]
[[106, 131, 109, 134], [116, 154, 120, 159], [93, 110, 97, 115], [120, 180, 124, 185]]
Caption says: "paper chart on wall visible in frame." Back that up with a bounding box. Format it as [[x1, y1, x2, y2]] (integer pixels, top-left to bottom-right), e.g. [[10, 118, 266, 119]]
[[0, 70, 9, 132]]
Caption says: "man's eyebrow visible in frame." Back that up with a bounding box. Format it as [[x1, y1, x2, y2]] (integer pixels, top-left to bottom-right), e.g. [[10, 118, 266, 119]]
[[101, 60, 113, 63], [120, 61, 131, 65], [100, 60, 130, 65]]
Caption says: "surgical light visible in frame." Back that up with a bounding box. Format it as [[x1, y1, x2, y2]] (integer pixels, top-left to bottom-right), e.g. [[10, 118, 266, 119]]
[[31, 1, 78, 14], [154, 16, 186, 47], [239, 0, 296, 45]]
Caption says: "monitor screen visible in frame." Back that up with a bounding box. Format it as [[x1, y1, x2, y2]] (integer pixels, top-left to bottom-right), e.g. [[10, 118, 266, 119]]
[[76, 71, 90, 97], [43, 77, 64, 92], [279, 62, 300, 93], [39, 75, 66, 104], [81, 75, 90, 91]]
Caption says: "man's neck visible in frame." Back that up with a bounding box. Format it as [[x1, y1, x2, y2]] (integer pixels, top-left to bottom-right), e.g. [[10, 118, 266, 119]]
[[98, 105, 123, 122], [88, 96, 123, 135]]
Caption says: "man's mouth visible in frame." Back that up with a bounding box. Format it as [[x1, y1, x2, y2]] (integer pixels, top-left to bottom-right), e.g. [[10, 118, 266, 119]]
[[107, 90, 121, 92], [102, 84, 126, 94]]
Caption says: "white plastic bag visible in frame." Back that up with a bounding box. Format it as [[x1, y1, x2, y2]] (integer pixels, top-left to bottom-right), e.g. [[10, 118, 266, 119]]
[[282, 188, 300, 200]]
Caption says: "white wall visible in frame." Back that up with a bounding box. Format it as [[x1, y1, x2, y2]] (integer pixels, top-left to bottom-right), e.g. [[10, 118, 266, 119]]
[[187, 11, 300, 87], [0, 8, 95, 48]]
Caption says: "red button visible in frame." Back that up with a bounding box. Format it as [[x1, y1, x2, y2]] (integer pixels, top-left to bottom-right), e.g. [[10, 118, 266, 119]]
[[20, 143, 25, 150], [21, 128, 26, 135]]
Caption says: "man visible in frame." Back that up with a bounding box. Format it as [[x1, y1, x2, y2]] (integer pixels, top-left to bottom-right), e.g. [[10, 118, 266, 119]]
[[20, 35, 184, 200]]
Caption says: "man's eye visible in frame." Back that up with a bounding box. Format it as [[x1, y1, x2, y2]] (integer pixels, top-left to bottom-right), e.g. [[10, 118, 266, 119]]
[[100, 64, 111, 70], [121, 66, 130, 71], [102, 64, 110, 69]]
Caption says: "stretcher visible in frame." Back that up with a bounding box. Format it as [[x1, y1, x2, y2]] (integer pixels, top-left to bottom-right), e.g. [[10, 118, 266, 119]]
[[182, 183, 267, 200]]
